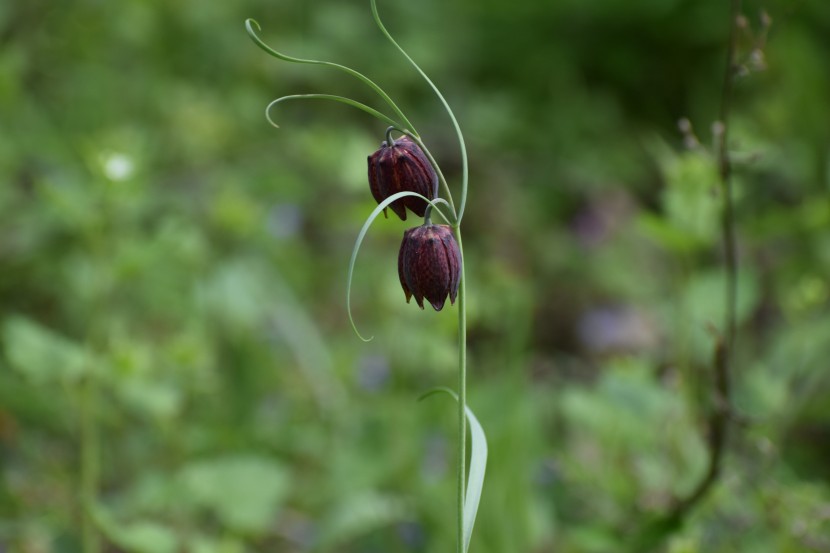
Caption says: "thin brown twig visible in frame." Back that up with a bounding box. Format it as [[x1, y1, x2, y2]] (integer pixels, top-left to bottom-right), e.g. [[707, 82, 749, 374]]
[[669, 335, 730, 517], [634, 6, 743, 549], [719, 0, 741, 363], [670, 0, 742, 521]]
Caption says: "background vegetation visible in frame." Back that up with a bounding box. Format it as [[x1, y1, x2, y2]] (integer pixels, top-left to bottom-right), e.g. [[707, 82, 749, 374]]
[[1, 0, 829, 551]]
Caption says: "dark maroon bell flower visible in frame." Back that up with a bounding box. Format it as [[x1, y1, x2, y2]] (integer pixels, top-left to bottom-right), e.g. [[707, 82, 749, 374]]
[[398, 224, 461, 311], [368, 135, 437, 221]]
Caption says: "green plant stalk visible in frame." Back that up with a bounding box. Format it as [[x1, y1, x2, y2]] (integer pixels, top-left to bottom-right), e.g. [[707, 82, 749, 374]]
[[454, 226, 467, 553], [370, 0, 468, 223], [248, 6, 478, 550], [79, 378, 101, 553], [407, 133, 457, 218]]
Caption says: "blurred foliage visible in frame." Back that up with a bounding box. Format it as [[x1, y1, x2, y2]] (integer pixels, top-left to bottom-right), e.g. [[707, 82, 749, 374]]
[[1, 0, 830, 552]]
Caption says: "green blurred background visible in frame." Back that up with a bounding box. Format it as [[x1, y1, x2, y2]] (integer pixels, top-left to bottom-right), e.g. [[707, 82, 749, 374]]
[[1, 0, 829, 551]]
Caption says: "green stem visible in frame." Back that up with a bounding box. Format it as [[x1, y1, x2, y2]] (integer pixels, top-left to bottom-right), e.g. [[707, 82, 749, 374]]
[[454, 226, 467, 553], [385, 125, 397, 147], [80, 378, 100, 553], [388, 125, 459, 220], [370, 0, 468, 222], [410, 135, 457, 218], [393, 127, 457, 225]]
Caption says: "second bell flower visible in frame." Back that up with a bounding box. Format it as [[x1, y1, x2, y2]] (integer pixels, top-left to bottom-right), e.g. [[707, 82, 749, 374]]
[[398, 224, 461, 311]]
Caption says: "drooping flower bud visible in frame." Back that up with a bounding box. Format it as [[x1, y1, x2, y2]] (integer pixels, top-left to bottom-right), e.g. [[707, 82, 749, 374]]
[[398, 224, 461, 311], [368, 135, 437, 221]]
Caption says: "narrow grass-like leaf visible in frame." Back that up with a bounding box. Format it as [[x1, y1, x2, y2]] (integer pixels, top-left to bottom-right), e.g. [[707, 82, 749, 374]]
[[265, 95, 400, 129], [462, 403, 487, 552], [347, 193, 453, 342], [418, 387, 488, 553], [245, 19, 416, 132]]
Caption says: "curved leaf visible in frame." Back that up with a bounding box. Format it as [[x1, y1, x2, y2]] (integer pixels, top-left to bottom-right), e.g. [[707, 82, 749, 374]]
[[462, 403, 487, 552], [265, 94, 400, 129], [347, 193, 454, 341], [245, 19, 415, 132], [419, 387, 488, 553]]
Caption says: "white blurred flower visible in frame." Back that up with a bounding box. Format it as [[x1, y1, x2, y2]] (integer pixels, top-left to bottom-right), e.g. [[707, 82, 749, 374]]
[[103, 153, 134, 181]]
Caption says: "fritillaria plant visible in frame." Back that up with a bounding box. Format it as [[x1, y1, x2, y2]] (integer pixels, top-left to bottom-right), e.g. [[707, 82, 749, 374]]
[[245, 2, 487, 552]]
